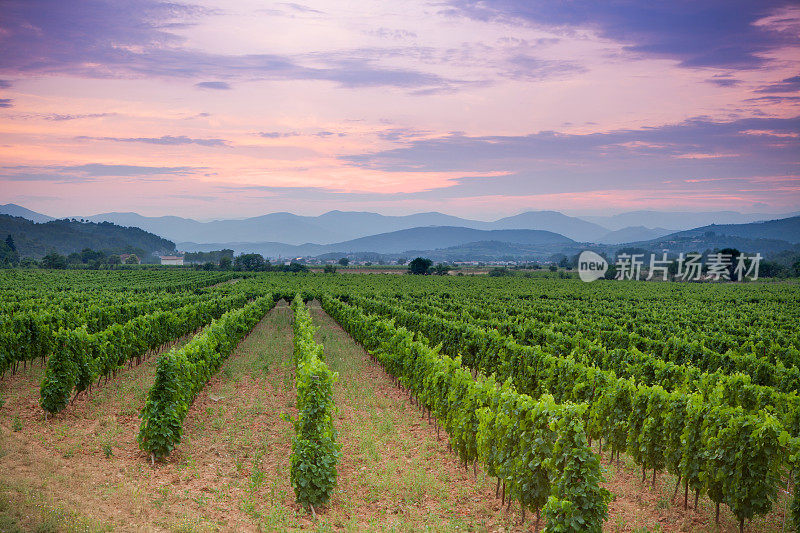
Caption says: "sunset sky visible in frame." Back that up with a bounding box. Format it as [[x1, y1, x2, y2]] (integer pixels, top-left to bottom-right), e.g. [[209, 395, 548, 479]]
[[1, 0, 799, 220]]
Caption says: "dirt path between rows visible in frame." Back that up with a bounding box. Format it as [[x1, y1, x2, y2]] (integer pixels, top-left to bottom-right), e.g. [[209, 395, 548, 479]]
[[307, 302, 511, 531]]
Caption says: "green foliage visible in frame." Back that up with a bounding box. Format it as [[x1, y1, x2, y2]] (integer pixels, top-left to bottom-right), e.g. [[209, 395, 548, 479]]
[[289, 295, 340, 509], [407, 257, 432, 275], [138, 295, 275, 458], [39, 292, 252, 414], [234, 253, 266, 272], [41, 251, 67, 269], [712, 412, 784, 528], [339, 285, 798, 529], [639, 386, 669, 476], [792, 445, 800, 531], [321, 295, 607, 530], [543, 405, 610, 533], [184, 249, 233, 265], [0, 214, 175, 259], [0, 235, 18, 267], [432, 263, 451, 275]]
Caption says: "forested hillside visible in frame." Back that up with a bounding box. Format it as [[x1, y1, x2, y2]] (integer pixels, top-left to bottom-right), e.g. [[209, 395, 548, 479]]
[[0, 214, 176, 259]]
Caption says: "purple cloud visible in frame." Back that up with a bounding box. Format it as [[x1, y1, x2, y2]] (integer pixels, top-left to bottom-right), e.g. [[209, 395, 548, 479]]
[[756, 74, 800, 93], [62, 163, 198, 176], [706, 75, 741, 88], [1, 163, 199, 183], [77, 135, 229, 147], [446, 1, 798, 70], [342, 116, 800, 197], [45, 112, 116, 121], [195, 81, 231, 90], [0, 1, 468, 93]]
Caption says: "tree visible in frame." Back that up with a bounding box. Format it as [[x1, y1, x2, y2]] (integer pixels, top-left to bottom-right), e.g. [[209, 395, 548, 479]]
[[219, 256, 232, 270], [324, 264, 337, 273], [759, 261, 788, 278], [407, 257, 432, 275], [718, 248, 740, 281], [234, 253, 265, 271], [41, 251, 67, 269], [338, 257, 349, 266], [286, 261, 308, 273], [0, 239, 18, 267], [202, 261, 214, 271], [5, 235, 16, 252], [125, 254, 140, 265], [433, 263, 451, 275], [81, 248, 105, 263], [108, 254, 121, 266]]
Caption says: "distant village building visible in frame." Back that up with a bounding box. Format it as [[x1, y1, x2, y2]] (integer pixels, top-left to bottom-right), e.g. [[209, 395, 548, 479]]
[[160, 255, 184, 266]]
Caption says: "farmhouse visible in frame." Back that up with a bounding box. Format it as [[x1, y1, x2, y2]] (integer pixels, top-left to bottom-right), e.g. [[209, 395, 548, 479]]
[[160, 255, 184, 266]]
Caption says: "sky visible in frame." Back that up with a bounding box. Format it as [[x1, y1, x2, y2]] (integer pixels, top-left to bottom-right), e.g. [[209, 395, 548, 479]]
[[0, 0, 799, 220]]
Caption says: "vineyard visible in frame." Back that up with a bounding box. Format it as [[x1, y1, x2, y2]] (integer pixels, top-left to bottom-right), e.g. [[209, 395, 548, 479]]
[[0, 269, 798, 532]]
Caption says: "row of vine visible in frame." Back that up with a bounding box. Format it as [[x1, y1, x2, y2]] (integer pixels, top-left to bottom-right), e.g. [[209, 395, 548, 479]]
[[289, 295, 340, 513], [137, 294, 276, 461]]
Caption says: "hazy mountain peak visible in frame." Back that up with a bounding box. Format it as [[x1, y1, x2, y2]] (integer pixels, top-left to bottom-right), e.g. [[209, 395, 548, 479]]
[[0, 204, 55, 223]]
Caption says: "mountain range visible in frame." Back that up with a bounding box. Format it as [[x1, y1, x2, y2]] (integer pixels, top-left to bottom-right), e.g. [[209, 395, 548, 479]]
[[180, 227, 575, 258], [0, 204, 797, 261], [3, 204, 795, 246]]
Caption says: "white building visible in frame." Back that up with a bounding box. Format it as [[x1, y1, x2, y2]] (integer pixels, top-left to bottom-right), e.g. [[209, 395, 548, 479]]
[[160, 255, 184, 266]]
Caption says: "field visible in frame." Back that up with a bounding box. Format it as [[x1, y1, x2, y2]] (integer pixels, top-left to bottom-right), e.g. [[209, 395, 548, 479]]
[[0, 270, 798, 532]]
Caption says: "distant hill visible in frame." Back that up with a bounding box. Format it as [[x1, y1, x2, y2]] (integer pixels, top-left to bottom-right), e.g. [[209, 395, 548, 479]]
[[327, 226, 574, 254], [180, 226, 574, 257], [617, 216, 800, 257], [82, 211, 348, 246], [670, 216, 800, 244], [0, 214, 176, 259], [489, 210, 609, 242], [0, 204, 54, 224], [583, 210, 799, 232], [403, 240, 581, 262], [6, 204, 797, 261], [79, 208, 608, 244], [598, 226, 673, 244], [177, 240, 330, 258]]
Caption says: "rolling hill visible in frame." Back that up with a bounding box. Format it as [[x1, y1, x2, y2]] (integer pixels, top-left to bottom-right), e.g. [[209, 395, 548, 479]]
[[0, 204, 55, 224], [0, 214, 176, 259], [489, 210, 609, 242], [582, 210, 800, 232], [81, 209, 608, 244], [328, 226, 573, 254], [180, 226, 574, 257], [669, 216, 800, 244]]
